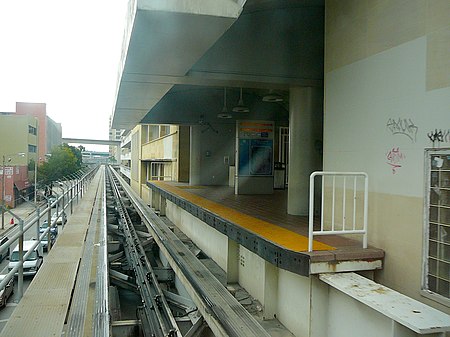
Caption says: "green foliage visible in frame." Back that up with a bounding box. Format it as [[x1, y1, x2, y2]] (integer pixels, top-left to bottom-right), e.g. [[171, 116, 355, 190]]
[[28, 159, 35, 171], [37, 143, 83, 185]]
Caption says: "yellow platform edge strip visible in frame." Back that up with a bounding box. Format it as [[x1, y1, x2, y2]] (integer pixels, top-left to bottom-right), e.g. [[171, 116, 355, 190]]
[[153, 182, 335, 252]]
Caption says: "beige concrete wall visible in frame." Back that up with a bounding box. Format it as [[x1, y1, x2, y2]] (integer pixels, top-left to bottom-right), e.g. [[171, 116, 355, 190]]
[[325, 0, 450, 90], [0, 114, 38, 166], [325, 0, 450, 313], [166, 201, 228, 271], [141, 184, 151, 204], [141, 130, 177, 160]]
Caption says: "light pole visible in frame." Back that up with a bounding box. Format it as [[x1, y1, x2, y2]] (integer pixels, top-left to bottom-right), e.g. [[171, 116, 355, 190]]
[[2, 152, 25, 230], [34, 157, 38, 203], [62, 177, 73, 214], [20, 195, 41, 241], [34, 153, 50, 203]]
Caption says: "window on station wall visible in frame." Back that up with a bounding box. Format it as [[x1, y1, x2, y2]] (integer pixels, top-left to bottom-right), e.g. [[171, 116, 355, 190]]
[[28, 125, 37, 135], [424, 149, 450, 304], [149, 162, 172, 181], [149, 125, 159, 141], [28, 144, 37, 153], [159, 125, 170, 137], [142, 125, 150, 143]]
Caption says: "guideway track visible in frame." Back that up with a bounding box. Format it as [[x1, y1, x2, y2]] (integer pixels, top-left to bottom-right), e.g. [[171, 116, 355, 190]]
[[107, 168, 180, 337], [109, 166, 270, 337]]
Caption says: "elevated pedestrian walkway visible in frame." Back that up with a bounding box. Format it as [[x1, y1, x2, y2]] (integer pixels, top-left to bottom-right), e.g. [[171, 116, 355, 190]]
[[0, 168, 104, 337]]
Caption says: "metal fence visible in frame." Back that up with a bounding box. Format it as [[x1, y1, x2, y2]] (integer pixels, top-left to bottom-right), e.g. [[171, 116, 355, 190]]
[[308, 171, 369, 252], [0, 167, 97, 299]]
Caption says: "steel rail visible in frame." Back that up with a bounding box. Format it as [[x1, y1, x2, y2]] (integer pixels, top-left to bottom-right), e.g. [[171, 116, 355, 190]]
[[109, 166, 270, 337], [106, 168, 180, 337], [92, 167, 111, 336]]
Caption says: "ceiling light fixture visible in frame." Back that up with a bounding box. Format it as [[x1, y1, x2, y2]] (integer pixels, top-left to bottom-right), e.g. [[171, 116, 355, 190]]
[[217, 87, 232, 119], [232, 87, 250, 113], [262, 89, 283, 102]]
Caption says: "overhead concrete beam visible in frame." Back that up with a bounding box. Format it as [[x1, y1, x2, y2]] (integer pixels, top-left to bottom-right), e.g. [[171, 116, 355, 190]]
[[62, 138, 121, 146]]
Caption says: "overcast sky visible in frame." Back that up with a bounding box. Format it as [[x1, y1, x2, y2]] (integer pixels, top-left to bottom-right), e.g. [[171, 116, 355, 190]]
[[0, 0, 128, 151]]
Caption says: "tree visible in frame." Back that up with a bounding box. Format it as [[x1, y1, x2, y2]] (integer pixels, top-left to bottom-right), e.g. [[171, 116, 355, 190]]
[[38, 144, 83, 185], [28, 159, 35, 171]]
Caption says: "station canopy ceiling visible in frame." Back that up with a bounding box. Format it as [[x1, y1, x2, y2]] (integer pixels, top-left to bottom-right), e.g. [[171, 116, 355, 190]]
[[112, 0, 324, 130]]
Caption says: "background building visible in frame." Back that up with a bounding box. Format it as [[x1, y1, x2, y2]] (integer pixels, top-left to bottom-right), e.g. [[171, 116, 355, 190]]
[[0, 113, 37, 207], [16, 102, 62, 159], [0, 102, 62, 207]]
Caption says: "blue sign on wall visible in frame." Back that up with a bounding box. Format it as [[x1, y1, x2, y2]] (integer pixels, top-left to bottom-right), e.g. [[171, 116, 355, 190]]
[[238, 139, 273, 176]]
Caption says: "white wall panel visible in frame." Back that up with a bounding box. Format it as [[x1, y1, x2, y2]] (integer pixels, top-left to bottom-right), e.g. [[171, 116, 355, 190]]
[[325, 37, 450, 197]]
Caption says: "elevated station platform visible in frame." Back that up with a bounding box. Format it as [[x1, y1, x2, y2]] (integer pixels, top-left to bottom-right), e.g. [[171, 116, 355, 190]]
[[147, 181, 384, 276]]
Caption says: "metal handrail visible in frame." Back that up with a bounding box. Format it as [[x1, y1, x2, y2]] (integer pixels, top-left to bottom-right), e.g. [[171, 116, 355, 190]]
[[308, 171, 369, 252], [0, 167, 97, 299], [150, 161, 173, 181]]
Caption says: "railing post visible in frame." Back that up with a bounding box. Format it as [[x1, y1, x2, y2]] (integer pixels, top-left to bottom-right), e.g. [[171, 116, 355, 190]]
[[61, 186, 65, 213], [70, 182, 73, 214], [48, 199, 52, 252], [363, 174, 369, 249], [308, 173, 315, 252], [18, 219, 24, 300], [36, 206, 40, 241]]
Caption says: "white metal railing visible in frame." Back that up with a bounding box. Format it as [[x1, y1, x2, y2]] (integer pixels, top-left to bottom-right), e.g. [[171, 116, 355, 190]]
[[0, 167, 97, 300], [121, 152, 131, 161], [120, 165, 131, 179], [308, 172, 369, 252], [150, 161, 172, 181]]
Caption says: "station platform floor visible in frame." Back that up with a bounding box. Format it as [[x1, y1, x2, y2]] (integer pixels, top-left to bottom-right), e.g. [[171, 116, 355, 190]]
[[149, 181, 384, 265]]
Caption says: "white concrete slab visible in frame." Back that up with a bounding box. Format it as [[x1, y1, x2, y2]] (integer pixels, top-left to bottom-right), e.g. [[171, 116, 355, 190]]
[[319, 272, 450, 334]]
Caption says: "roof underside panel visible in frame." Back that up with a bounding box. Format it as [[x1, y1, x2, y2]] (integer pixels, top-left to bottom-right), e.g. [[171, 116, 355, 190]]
[[112, 0, 244, 129]]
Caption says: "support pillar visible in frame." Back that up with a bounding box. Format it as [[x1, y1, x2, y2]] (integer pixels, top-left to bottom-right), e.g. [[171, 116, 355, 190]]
[[288, 87, 323, 215], [262, 261, 278, 320], [189, 125, 201, 186], [115, 145, 121, 164], [226, 239, 239, 283], [151, 190, 160, 210], [159, 196, 166, 216]]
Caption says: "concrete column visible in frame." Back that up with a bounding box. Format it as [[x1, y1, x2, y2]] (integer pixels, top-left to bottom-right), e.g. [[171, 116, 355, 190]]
[[159, 196, 166, 216], [262, 261, 278, 320], [151, 190, 160, 210], [288, 87, 323, 215], [226, 239, 239, 283], [189, 125, 201, 185], [115, 145, 121, 164]]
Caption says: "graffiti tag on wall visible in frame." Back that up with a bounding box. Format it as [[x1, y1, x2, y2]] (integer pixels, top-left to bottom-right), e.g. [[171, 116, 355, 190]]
[[386, 147, 405, 174], [427, 129, 450, 145], [386, 118, 418, 142]]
